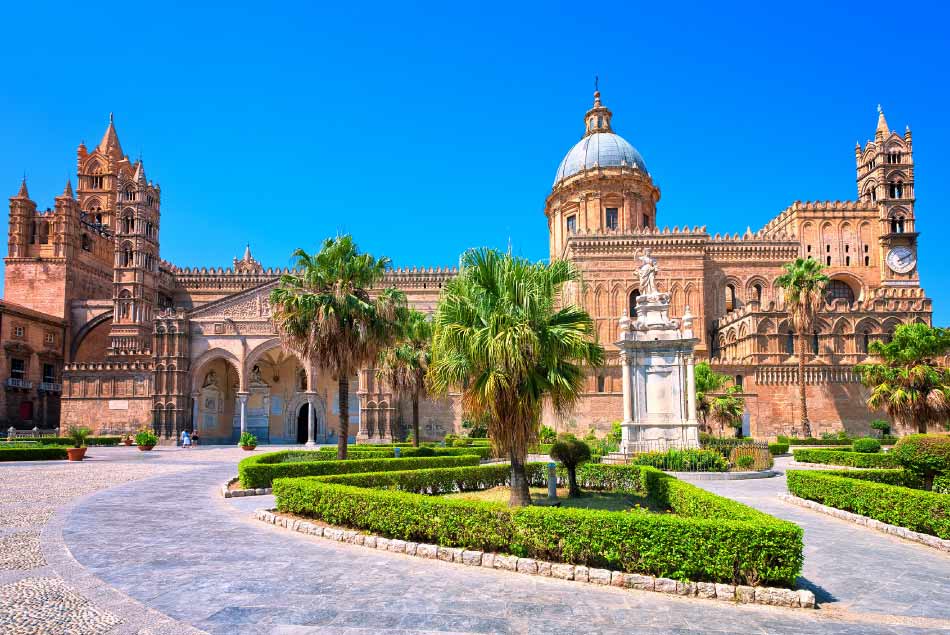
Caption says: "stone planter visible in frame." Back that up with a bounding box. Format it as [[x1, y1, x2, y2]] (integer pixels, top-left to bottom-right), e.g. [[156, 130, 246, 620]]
[[241, 445, 257, 452], [66, 447, 87, 461], [138, 444, 155, 452]]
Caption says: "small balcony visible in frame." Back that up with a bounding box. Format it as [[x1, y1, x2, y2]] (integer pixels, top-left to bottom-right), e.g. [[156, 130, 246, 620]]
[[5, 377, 33, 390], [39, 382, 62, 393]]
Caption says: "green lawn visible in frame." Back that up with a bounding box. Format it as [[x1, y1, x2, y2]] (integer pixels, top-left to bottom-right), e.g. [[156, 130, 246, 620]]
[[443, 486, 668, 512]]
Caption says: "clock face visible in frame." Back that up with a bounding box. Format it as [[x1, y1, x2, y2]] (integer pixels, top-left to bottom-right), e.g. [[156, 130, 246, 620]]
[[886, 246, 916, 274]]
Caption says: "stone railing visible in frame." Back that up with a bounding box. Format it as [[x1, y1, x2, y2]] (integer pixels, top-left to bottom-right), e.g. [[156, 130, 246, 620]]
[[5, 377, 33, 389]]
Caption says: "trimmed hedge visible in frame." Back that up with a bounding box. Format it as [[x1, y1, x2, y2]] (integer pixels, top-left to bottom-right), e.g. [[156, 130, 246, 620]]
[[0, 446, 68, 461], [778, 436, 853, 446], [851, 437, 882, 454], [35, 436, 121, 447], [274, 462, 803, 586], [768, 443, 789, 456], [238, 452, 481, 489], [792, 449, 899, 468], [313, 446, 493, 460], [787, 469, 950, 539]]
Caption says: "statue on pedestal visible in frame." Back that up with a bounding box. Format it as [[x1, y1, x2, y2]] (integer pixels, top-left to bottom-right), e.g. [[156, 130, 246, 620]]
[[637, 249, 659, 296]]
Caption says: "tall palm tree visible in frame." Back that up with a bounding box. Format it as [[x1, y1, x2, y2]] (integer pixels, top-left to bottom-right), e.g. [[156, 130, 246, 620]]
[[857, 323, 950, 434], [377, 308, 432, 447], [269, 235, 405, 459], [428, 248, 604, 507], [710, 385, 746, 438], [776, 257, 829, 438]]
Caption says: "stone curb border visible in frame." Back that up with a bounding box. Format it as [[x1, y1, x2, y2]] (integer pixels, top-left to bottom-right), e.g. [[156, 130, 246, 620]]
[[671, 469, 777, 481], [254, 508, 816, 610], [779, 493, 950, 553], [221, 478, 271, 498]]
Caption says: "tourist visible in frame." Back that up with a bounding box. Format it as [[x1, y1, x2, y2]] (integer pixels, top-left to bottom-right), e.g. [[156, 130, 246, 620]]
[[180, 429, 191, 449], [191, 430, 200, 447]]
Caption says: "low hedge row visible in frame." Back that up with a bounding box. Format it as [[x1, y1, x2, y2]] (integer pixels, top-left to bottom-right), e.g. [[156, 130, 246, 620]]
[[792, 449, 899, 468], [0, 446, 68, 461], [768, 443, 789, 456], [238, 452, 481, 489], [787, 469, 949, 539], [35, 436, 122, 446], [274, 462, 803, 586], [313, 446, 493, 460], [778, 435, 899, 446]]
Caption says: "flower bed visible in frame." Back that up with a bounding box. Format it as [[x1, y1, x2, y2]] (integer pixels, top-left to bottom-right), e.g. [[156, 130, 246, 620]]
[[237, 451, 481, 489], [786, 469, 949, 539], [273, 462, 803, 587], [792, 449, 899, 468], [0, 446, 69, 461]]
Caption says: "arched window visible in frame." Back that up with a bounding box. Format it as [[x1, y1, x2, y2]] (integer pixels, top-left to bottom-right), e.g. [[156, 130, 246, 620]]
[[752, 284, 763, 304], [725, 284, 737, 313], [628, 290, 640, 318], [890, 216, 905, 234], [785, 331, 795, 355], [812, 331, 820, 355], [735, 374, 744, 389], [121, 244, 133, 267], [825, 280, 856, 304], [860, 330, 870, 354], [596, 375, 606, 393], [889, 182, 903, 199]]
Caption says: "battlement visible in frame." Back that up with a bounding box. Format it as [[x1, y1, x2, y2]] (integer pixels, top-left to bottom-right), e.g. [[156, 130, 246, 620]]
[[64, 360, 153, 372]]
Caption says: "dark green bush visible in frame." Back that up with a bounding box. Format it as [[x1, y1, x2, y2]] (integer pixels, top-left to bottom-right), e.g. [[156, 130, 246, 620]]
[[851, 437, 882, 454], [891, 434, 950, 490], [787, 469, 950, 539], [777, 436, 853, 446], [768, 443, 789, 456], [629, 448, 729, 472], [935, 474, 950, 495], [238, 452, 480, 489], [274, 462, 802, 586], [0, 446, 68, 461], [736, 455, 755, 469], [550, 436, 592, 497], [36, 436, 121, 446], [313, 446, 492, 460], [792, 449, 899, 468]]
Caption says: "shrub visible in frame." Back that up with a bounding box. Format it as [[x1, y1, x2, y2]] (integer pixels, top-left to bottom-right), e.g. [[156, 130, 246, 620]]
[[792, 449, 899, 468], [135, 429, 158, 447], [777, 436, 853, 446], [787, 469, 950, 539], [0, 446, 68, 461], [538, 425, 557, 444], [870, 419, 891, 437], [891, 434, 950, 490], [274, 463, 802, 586], [238, 452, 480, 489], [66, 426, 91, 448], [768, 443, 789, 456], [550, 436, 592, 497], [628, 449, 728, 472], [736, 455, 755, 469], [238, 432, 258, 447], [851, 437, 881, 454], [37, 436, 121, 447], [935, 474, 950, 495]]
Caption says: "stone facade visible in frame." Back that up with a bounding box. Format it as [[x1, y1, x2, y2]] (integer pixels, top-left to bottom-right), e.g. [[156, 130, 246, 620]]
[[2, 96, 932, 440]]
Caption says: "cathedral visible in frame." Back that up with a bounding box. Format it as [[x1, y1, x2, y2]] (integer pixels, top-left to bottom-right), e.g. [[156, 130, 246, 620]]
[[2, 92, 930, 442]]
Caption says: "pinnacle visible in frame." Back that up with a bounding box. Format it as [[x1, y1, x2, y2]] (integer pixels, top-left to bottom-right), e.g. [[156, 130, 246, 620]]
[[63, 179, 74, 198], [15, 177, 29, 199], [876, 104, 889, 137]]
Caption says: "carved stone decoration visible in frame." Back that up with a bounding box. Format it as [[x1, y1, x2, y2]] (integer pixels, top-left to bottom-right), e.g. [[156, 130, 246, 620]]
[[637, 248, 659, 297]]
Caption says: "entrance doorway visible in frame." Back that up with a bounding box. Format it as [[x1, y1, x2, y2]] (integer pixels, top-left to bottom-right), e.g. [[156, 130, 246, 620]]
[[296, 404, 308, 444]]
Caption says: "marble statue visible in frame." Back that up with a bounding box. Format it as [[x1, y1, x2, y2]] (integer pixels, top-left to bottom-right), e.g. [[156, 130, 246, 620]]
[[637, 248, 659, 296]]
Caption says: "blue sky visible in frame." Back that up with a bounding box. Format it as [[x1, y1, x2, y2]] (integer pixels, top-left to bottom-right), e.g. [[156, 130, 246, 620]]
[[2, 1, 949, 322]]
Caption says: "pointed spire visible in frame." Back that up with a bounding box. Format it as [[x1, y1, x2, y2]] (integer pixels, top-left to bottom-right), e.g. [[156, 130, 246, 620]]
[[63, 179, 74, 198], [875, 104, 889, 138], [133, 159, 146, 184], [98, 112, 124, 157], [14, 176, 29, 199], [243, 244, 252, 261]]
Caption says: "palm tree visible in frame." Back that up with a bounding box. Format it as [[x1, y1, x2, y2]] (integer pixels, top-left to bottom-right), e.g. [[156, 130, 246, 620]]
[[857, 323, 950, 434], [694, 361, 729, 433], [710, 386, 746, 438], [428, 248, 604, 507], [377, 308, 432, 447], [776, 257, 829, 438], [269, 235, 405, 459]]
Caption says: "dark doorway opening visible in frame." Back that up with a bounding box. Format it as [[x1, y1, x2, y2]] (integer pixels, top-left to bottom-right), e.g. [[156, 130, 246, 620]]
[[297, 404, 308, 444]]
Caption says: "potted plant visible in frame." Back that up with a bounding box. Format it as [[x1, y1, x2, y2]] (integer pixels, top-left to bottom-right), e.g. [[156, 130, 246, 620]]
[[66, 426, 91, 461], [238, 431, 258, 451], [123, 433, 133, 446], [135, 428, 158, 451]]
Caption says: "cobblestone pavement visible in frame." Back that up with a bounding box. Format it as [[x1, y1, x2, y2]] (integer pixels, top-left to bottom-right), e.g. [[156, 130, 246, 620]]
[[3, 447, 949, 634]]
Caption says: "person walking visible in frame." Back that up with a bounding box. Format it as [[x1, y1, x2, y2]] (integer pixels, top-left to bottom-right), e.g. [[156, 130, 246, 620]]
[[180, 429, 191, 449]]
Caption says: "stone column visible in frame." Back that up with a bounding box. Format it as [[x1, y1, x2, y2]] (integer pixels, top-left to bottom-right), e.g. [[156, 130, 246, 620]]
[[305, 391, 316, 446], [237, 392, 249, 436], [191, 393, 200, 431], [620, 349, 633, 424], [686, 355, 697, 423]]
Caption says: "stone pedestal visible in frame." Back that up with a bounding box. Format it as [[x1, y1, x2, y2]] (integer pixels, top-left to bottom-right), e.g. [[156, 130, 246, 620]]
[[615, 293, 699, 454]]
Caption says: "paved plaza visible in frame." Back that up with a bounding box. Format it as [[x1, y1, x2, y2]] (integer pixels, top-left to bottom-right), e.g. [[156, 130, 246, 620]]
[[1, 448, 948, 634]]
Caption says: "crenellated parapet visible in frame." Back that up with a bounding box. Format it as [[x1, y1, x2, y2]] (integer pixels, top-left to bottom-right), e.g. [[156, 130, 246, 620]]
[[382, 266, 458, 289]]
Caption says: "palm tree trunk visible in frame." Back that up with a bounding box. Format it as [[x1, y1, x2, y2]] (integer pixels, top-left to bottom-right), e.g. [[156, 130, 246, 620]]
[[508, 447, 532, 507], [798, 332, 810, 438], [412, 391, 420, 447], [337, 373, 349, 460]]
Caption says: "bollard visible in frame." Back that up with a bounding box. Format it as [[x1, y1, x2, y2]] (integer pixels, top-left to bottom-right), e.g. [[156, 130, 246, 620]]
[[547, 462, 558, 500], [394, 446, 401, 458]]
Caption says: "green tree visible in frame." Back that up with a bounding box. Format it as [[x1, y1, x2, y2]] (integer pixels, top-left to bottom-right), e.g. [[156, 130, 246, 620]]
[[269, 235, 405, 459], [550, 435, 592, 498], [694, 361, 729, 432], [776, 257, 829, 437], [427, 248, 604, 507], [710, 385, 746, 438], [856, 323, 950, 434], [377, 308, 432, 447]]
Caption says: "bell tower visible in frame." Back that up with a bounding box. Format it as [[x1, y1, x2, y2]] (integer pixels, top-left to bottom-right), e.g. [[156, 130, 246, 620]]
[[856, 106, 918, 286]]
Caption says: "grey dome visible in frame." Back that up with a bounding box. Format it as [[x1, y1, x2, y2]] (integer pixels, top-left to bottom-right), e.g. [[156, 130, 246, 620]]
[[554, 132, 647, 186]]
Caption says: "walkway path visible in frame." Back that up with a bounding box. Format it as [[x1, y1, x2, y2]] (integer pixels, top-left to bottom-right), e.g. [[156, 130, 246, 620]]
[[3, 447, 949, 634]]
